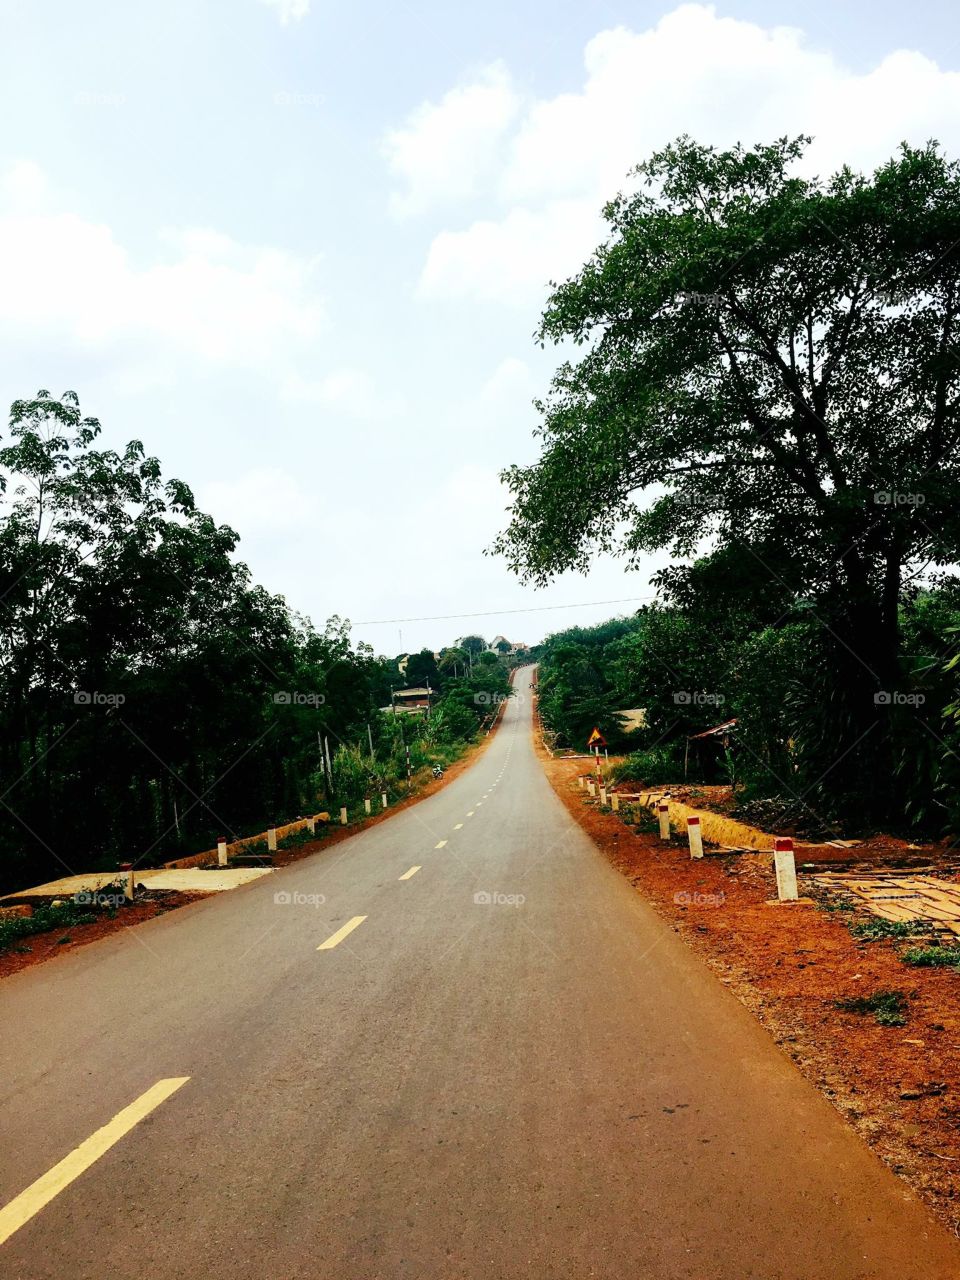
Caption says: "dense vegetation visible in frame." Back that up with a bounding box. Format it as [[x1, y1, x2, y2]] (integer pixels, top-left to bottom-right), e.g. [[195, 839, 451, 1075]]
[[536, 557, 960, 836], [0, 392, 510, 893], [498, 137, 960, 829]]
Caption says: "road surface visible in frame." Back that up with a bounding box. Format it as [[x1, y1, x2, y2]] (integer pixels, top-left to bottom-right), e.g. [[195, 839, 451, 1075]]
[[0, 666, 957, 1278]]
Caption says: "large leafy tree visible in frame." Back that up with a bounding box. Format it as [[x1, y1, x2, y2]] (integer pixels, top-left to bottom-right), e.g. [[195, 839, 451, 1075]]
[[495, 137, 960, 815]]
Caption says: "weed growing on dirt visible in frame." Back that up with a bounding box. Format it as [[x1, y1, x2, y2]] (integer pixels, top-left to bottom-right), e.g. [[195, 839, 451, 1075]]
[[850, 918, 928, 941], [818, 896, 856, 914], [834, 989, 909, 1026], [901, 945, 960, 969], [0, 904, 96, 952], [276, 826, 321, 851]]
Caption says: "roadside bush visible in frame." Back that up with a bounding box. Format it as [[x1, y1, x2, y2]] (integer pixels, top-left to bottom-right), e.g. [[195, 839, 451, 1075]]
[[0, 903, 97, 952], [612, 744, 685, 787], [901, 945, 960, 968]]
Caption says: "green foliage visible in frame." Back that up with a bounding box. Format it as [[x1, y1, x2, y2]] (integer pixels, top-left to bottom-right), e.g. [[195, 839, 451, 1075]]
[[818, 896, 856, 914], [612, 745, 685, 787], [850, 918, 928, 941], [0, 903, 97, 951], [901, 945, 960, 968], [458, 635, 487, 656], [834, 989, 908, 1026]]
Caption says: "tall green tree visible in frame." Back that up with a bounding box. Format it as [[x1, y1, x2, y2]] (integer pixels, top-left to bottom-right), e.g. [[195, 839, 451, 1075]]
[[495, 138, 960, 816]]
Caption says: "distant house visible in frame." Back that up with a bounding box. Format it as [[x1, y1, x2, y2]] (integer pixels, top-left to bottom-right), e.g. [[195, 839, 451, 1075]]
[[385, 686, 433, 715], [488, 636, 528, 655]]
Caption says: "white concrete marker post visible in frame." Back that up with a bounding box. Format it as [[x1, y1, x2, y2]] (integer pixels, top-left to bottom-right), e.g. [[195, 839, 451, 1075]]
[[364, 797, 371, 815], [267, 826, 277, 853], [687, 815, 703, 859], [773, 836, 799, 901], [587, 781, 596, 796], [217, 836, 228, 867], [307, 817, 316, 835], [611, 793, 620, 812], [340, 806, 348, 826], [578, 776, 585, 790], [381, 792, 388, 810], [658, 801, 671, 842], [599, 785, 608, 805], [120, 861, 135, 900]]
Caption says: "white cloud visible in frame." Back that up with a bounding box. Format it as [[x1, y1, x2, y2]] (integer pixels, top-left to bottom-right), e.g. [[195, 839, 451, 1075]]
[[197, 466, 321, 536], [406, 3, 960, 306], [257, 0, 310, 25], [477, 356, 538, 406], [383, 62, 522, 217], [0, 160, 49, 211], [0, 168, 326, 373], [418, 200, 603, 305], [280, 368, 405, 418]]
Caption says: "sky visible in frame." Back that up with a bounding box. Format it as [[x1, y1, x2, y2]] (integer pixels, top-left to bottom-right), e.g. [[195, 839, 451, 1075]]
[[2, 0, 960, 656]]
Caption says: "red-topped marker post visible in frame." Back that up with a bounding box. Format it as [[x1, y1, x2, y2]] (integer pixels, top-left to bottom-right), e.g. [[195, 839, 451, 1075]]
[[687, 815, 703, 859], [773, 836, 799, 901]]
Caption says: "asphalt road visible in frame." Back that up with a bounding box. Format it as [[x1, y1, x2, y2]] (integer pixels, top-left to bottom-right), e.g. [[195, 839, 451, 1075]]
[[1, 665, 958, 1279]]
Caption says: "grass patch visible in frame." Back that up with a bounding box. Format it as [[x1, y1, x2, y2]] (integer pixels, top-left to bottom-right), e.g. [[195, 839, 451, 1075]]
[[901, 945, 960, 969], [850, 918, 928, 941], [818, 896, 856, 914], [276, 826, 321, 851], [834, 989, 909, 1026], [0, 904, 97, 952]]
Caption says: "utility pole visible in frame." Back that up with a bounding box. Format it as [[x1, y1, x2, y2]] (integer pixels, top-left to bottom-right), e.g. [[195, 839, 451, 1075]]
[[367, 722, 375, 759], [318, 730, 329, 803]]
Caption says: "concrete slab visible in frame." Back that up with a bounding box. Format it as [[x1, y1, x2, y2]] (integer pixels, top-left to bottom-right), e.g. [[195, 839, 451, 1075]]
[[2, 873, 128, 899], [143, 868, 274, 893], [2, 866, 273, 900]]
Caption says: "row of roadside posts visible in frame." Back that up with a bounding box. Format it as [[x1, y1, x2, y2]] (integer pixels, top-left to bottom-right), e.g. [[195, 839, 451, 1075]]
[[581, 725, 799, 903]]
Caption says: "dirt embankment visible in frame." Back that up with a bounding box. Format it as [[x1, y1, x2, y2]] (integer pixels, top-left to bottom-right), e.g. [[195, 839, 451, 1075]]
[[539, 746, 960, 1234]]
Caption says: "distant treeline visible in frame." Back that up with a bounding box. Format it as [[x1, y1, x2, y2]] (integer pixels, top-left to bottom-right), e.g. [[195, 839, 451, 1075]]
[[0, 392, 510, 892]]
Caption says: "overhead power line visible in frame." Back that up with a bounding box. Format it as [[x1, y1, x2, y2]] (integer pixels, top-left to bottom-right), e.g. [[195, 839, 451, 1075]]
[[354, 595, 658, 626]]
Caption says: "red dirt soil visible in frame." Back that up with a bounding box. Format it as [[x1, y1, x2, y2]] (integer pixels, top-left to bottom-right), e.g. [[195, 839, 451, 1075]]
[[539, 742, 960, 1234]]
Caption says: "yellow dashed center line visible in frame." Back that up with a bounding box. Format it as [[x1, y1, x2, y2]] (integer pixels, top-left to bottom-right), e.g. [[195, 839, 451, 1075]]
[[0, 1077, 190, 1247], [435, 840, 447, 849], [467, 812, 474, 818], [454, 823, 463, 830], [317, 915, 368, 950], [398, 866, 421, 881]]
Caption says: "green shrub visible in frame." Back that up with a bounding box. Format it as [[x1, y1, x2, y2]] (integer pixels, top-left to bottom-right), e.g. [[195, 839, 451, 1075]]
[[901, 945, 960, 968], [850, 918, 928, 941], [612, 745, 684, 787], [0, 903, 97, 952]]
